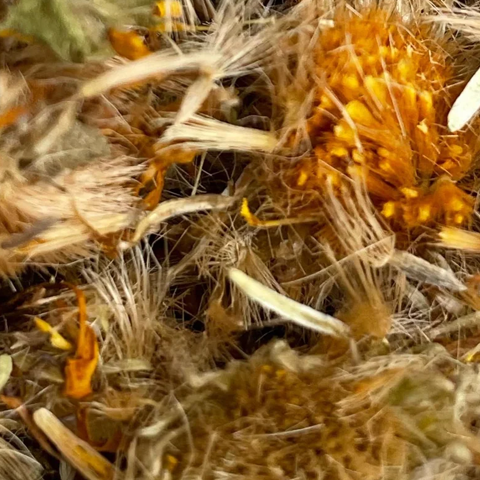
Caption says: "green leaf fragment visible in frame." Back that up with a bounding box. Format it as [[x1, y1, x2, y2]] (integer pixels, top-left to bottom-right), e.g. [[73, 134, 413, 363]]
[[0, 0, 156, 62], [2, 0, 97, 61]]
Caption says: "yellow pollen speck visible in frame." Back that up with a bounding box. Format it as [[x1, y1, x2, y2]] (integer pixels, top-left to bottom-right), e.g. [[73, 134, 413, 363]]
[[154, 0, 183, 18], [377, 148, 390, 158], [365, 76, 388, 104], [449, 198, 466, 212], [331, 147, 349, 157], [417, 119, 428, 134], [454, 214, 464, 224], [334, 124, 355, 143], [297, 170, 308, 186], [345, 100, 374, 124], [352, 149, 365, 163], [165, 455, 179, 471], [418, 205, 432, 222], [382, 202, 396, 218], [342, 75, 360, 90], [319, 94, 334, 109], [379, 46, 390, 57], [404, 85, 417, 105], [400, 187, 419, 199], [240, 198, 255, 224], [379, 159, 394, 173], [397, 58, 414, 81], [419, 91, 433, 114], [449, 145, 463, 156], [441, 160, 456, 171]]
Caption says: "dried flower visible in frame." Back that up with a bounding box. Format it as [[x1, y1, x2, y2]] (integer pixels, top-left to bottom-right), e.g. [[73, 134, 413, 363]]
[[284, 9, 478, 230]]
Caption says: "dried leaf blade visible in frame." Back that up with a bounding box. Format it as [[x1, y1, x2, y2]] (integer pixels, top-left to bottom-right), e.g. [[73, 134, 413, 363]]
[[389, 250, 466, 292], [33, 408, 119, 480], [0, 355, 12, 391], [228, 268, 350, 338], [132, 194, 235, 243]]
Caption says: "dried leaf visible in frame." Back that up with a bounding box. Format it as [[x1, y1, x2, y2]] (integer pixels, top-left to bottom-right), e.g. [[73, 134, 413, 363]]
[[1, 396, 58, 457], [80, 52, 221, 98], [76, 407, 123, 453], [1, 0, 97, 61], [132, 194, 236, 243], [0, 355, 12, 391], [33, 408, 119, 480], [429, 312, 480, 339], [388, 250, 466, 292], [102, 359, 152, 374], [228, 268, 350, 338], [34, 318, 73, 351]]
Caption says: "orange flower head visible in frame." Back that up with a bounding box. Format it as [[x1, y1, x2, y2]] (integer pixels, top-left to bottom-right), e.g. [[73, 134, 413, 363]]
[[291, 9, 478, 229]]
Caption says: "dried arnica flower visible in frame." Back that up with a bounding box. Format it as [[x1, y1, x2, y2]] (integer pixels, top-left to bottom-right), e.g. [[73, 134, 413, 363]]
[[289, 9, 478, 229]]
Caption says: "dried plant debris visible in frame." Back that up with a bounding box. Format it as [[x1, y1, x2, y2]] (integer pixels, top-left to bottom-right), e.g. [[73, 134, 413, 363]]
[[264, 5, 480, 231], [4, 0, 480, 479]]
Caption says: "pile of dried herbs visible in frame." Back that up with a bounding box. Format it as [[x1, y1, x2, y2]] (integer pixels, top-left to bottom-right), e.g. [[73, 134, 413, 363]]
[[3, 0, 480, 479]]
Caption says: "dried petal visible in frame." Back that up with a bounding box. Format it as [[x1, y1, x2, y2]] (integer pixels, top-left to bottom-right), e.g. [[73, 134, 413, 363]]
[[132, 194, 235, 243], [108, 28, 151, 61], [34, 317, 73, 351], [64, 285, 99, 399], [33, 408, 118, 480], [228, 268, 350, 338]]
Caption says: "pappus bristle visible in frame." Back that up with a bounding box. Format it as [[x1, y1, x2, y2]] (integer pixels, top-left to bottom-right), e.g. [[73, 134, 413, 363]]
[[286, 8, 478, 230]]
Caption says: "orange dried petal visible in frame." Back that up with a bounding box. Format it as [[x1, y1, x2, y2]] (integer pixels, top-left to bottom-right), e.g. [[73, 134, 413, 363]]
[[108, 28, 151, 61], [64, 285, 99, 400], [0, 106, 28, 128], [64, 327, 99, 399]]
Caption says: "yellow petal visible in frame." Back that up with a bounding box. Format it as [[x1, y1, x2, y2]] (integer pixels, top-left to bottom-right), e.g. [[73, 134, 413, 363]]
[[240, 198, 312, 228], [154, 0, 183, 18], [34, 318, 73, 351]]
